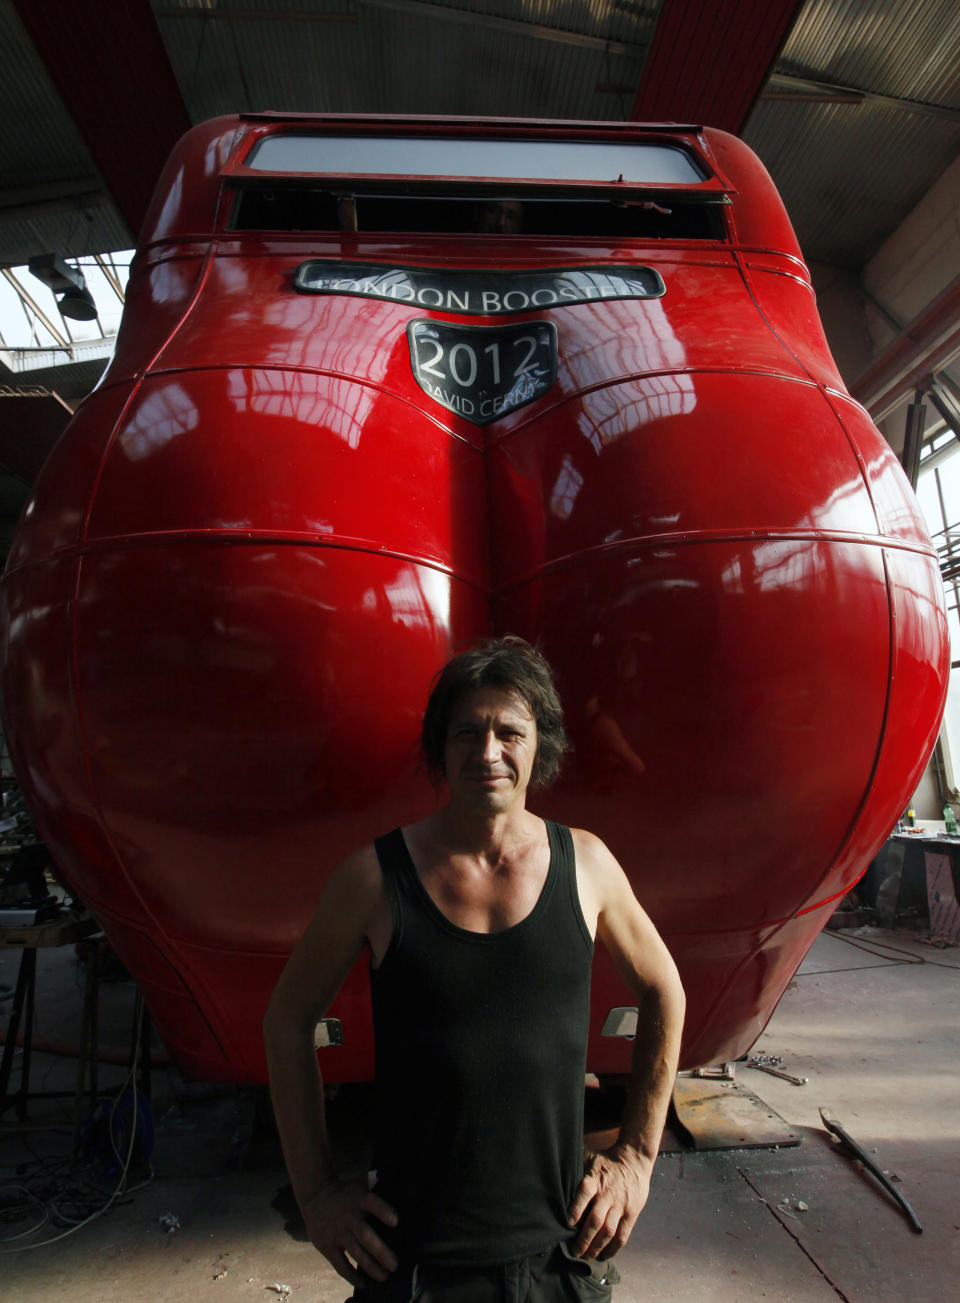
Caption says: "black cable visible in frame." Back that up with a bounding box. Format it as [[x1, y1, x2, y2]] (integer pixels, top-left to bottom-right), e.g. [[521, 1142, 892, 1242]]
[[0, 993, 154, 1250]]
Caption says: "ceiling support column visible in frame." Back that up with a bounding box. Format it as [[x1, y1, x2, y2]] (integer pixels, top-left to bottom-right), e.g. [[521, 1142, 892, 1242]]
[[631, 0, 805, 133], [9, 0, 191, 240]]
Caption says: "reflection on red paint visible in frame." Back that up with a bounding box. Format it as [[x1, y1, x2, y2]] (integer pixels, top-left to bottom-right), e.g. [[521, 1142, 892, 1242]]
[[0, 116, 948, 1081]]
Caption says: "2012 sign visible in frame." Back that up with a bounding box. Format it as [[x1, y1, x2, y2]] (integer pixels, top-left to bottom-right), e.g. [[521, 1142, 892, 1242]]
[[407, 319, 558, 425]]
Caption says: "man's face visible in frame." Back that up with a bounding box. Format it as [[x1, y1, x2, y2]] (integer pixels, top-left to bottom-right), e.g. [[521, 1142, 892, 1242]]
[[443, 686, 538, 813], [476, 200, 523, 234]]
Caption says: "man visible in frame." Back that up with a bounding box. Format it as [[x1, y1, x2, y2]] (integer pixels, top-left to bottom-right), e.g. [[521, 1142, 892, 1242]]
[[264, 636, 685, 1300]]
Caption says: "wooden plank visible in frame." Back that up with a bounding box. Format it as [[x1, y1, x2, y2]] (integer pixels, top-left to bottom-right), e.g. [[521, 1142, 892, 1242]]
[[0, 911, 98, 949], [924, 850, 960, 945]]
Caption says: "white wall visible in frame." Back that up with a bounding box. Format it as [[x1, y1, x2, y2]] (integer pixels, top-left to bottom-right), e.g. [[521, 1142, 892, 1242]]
[[863, 152, 960, 332], [815, 152, 960, 451], [809, 261, 876, 383]]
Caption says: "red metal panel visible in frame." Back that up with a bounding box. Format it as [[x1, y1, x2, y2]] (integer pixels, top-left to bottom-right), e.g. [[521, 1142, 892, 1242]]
[[632, 0, 805, 132], [0, 117, 947, 1081], [496, 532, 893, 1071], [502, 535, 892, 934], [735, 259, 848, 392], [829, 395, 934, 547], [0, 556, 146, 929], [701, 128, 806, 257], [68, 542, 485, 1078], [5, 384, 131, 571], [489, 374, 880, 565], [96, 921, 232, 1075], [150, 249, 816, 408], [106, 250, 210, 385], [85, 369, 488, 590], [10, 0, 191, 238]]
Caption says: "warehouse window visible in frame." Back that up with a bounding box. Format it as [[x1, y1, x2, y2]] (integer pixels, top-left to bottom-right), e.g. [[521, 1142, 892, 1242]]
[[229, 131, 727, 239], [243, 135, 707, 184], [917, 438, 960, 796], [230, 189, 724, 239]]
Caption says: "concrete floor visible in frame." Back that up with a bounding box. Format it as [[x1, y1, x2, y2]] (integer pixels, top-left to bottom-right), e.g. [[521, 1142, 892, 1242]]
[[1, 926, 958, 1302]]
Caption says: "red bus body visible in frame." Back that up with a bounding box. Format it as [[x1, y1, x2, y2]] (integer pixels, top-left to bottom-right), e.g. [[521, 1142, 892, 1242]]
[[0, 115, 948, 1082]]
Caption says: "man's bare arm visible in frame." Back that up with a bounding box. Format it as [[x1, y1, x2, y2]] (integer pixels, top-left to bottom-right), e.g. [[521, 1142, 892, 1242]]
[[263, 848, 398, 1287], [568, 832, 685, 1260]]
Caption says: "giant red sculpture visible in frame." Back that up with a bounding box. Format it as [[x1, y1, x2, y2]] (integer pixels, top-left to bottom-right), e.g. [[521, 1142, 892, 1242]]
[[0, 115, 948, 1082]]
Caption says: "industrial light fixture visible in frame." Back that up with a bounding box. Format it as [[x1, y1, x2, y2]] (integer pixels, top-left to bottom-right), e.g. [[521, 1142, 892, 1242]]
[[27, 252, 98, 322]]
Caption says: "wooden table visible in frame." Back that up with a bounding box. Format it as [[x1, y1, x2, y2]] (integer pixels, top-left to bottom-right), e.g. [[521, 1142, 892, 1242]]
[[0, 909, 99, 1121]]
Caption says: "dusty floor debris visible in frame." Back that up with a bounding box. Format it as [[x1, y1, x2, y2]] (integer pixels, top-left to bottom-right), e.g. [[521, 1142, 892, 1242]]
[[2, 929, 958, 1301]]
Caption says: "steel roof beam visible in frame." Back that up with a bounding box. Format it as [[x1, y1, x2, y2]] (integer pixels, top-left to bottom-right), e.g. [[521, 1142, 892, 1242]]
[[9, 0, 192, 241], [355, 0, 647, 57], [94, 254, 126, 305], [0, 179, 106, 226], [764, 72, 960, 124], [928, 382, 960, 443], [851, 274, 960, 423], [1, 269, 71, 351], [631, 0, 805, 133]]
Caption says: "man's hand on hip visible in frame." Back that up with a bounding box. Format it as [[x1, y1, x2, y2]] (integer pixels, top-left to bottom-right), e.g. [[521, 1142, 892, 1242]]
[[567, 1145, 652, 1260], [301, 1178, 399, 1287]]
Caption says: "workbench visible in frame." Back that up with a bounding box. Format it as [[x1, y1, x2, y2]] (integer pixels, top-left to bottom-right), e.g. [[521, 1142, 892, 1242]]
[[0, 908, 99, 1122], [864, 832, 960, 943]]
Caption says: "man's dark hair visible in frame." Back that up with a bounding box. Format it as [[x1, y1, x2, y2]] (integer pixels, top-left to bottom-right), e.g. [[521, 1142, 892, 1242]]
[[421, 636, 570, 788]]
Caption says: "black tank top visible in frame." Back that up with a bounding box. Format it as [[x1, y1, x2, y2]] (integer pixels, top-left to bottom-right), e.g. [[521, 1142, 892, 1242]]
[[370, 821, 593, 1266]]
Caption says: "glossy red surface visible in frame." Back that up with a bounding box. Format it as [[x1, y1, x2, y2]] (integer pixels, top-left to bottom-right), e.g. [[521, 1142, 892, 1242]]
[[0, 117, 948, 1081]]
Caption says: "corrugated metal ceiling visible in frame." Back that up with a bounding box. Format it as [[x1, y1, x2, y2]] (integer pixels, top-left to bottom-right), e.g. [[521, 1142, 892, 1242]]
[[2, 0, 959, 272], [743, 0, 960, 265], [155, 0, 655, 122], [780, 0, 960, 103], [0, 1, 133, 261]]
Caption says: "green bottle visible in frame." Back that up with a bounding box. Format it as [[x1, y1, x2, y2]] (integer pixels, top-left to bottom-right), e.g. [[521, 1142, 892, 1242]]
[[945, 805, 958, 835]]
